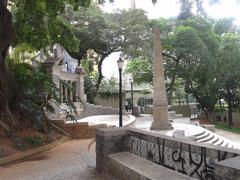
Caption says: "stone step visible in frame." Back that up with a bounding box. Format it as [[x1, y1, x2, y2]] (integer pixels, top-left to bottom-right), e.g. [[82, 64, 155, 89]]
[[214, 139, 224, 146], [197, 133, 214, 143], [209, 136, 219, 144], [221, 140, 228, 147], [195, 131, 210, 141], [108, 152, 196, 180], [194, 130, 206, 137]]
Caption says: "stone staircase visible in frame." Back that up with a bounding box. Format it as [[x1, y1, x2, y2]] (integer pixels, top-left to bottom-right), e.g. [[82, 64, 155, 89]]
[[191, 128, 240, 149]]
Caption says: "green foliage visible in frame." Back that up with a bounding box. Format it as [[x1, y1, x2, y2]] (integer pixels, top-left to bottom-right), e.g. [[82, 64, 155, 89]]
[[23, 135, 44, 147], [9, 43, 35, 64], [10, 63, 56, 130], [124, 58, 153, 84], [62, 5, 150, 57], [100, 78, 117, 90], [98, 91, 118, 98], [214, 18, 236, 35], [84, 76, 95, 103], [215, 122, 240, 134], [217, 33, 240, 90], [12, 0, 90, 51], [174, 25, 205, 57], [13, 135, 44, 150], [98, 78, 118, 98], [61, 5, 151, 96], [137, 15, 239, 118], [214, 106, 227, 113], [10, 63, 54, 98]]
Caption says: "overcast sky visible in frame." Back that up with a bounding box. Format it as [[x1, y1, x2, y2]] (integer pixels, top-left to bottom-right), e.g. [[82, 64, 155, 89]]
[[101, 0, 240, 80]]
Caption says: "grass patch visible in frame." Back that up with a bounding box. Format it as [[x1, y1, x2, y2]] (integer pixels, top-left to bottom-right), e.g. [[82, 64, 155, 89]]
[[215, 122, 240, 134]]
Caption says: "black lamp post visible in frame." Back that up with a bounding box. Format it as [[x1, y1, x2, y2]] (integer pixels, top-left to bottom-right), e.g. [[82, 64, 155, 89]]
[[117, 57, 124, 127], [129, 75, 134, 115]]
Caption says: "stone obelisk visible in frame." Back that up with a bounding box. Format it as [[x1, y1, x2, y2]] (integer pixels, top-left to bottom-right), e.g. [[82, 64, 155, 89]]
[[130, 0, 136, 9], [150, 27, 173, 130]]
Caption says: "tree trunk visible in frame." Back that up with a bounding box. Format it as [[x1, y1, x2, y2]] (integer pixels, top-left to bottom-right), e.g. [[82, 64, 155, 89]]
[[226, 89, 233, 127], [166, 58, 179, 106], [0, 1, 19, 134], [178, 96, 181, 106], [167, 75, 176, 105], [94, 53, 109, 97], [0, 0, 18, 103]]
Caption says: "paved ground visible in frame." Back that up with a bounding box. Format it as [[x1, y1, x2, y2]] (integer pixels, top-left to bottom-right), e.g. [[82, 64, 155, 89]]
[[1, 114, 240, 180], [215, 128, 240, 144], [0, 139, 116, 180]]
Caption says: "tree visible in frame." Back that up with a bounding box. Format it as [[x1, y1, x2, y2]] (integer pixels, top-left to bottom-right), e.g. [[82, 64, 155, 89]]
[[13, 0, 91, 51], [129, 16, 222, 118], [170, 16, 221, 119], [0, 0, 91, 135], [217, 33, 240, 127], [0, 0, 19, 133], [62, 5, 150, 96]]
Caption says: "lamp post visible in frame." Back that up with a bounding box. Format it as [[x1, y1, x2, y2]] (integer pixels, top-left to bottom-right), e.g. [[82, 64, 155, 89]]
[[129, 75, 134, 115], [117, 57, 124, 127]]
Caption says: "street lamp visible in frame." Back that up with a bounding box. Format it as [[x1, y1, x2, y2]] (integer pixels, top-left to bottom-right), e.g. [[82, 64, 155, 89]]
[[117, 57, 124, 127], [129, 75, 134, 115]]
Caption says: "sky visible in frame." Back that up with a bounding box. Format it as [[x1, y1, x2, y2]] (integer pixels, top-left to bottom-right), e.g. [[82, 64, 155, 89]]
[[101, 0, 240, 80]]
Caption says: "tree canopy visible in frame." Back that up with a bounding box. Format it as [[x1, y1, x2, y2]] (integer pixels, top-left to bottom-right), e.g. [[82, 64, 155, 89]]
[[60, 5, 150, 95]]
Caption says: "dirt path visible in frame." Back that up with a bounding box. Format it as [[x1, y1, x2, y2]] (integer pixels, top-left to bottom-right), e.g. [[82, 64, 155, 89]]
[[0, 139, 116, 180]]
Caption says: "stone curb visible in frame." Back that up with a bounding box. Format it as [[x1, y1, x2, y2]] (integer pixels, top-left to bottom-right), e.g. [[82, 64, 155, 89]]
[[0, 136, 69, 166], [125, 115, 136, 127]]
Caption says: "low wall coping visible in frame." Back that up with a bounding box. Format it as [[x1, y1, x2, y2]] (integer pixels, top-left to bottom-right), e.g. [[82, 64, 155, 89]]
[[217, 156, 240, 170], [97, 127, 240, 154], [128, 128, 240, 154], [65, 122, 89, 126], [96, 127, 128, 137]]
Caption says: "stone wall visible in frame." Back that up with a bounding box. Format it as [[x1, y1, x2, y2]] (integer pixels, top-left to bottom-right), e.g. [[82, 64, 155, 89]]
[[94, 94, 124, 108], [79, 103, 120, 119], [52, 120, 108, 139], [213, 111, 240, 126], [96, 127, 240, 180], [64, 123, 107, 139], [96, 127, 129, 172], [171, 105, 192, 117]]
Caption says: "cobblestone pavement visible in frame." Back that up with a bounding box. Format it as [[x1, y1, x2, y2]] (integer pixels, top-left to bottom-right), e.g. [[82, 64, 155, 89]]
[[0, 139, 117, 180]]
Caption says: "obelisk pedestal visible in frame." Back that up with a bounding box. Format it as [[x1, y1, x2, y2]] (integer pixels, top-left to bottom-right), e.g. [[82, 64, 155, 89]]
[[150, 27, 173, 130]]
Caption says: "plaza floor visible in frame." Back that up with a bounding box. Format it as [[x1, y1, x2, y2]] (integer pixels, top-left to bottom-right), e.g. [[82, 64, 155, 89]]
[[0, 139, 116, 180]]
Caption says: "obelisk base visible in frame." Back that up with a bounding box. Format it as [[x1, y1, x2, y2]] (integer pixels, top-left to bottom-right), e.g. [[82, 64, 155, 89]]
[[151, 106, 173, 130]]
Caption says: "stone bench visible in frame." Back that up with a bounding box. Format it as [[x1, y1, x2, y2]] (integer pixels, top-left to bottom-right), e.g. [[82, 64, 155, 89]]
[[215, 156, 240, 180], [108, 152, 196, 180]]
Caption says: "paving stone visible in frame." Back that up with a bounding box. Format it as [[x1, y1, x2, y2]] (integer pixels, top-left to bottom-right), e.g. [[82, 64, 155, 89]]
[[0, 139, 117, 180]]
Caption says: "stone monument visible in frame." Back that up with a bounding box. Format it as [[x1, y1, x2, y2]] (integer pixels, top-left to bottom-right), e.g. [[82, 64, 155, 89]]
[[150, 27, 173, 130]]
